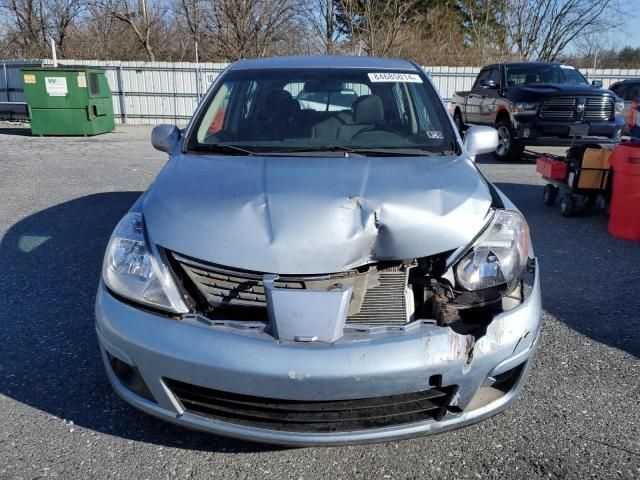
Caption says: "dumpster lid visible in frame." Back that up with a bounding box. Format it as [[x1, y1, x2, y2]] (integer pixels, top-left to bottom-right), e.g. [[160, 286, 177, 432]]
[[20, 66, 106, 72]]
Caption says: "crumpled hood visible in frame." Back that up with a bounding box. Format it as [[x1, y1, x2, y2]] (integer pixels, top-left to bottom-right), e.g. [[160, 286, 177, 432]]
[[143, 153, 492, 274]]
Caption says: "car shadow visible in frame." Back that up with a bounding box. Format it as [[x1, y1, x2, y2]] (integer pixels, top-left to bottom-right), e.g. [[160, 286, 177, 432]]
[[495, 182, 640, 358], [0, 192, 279, 453], [475, 150, 539, 165], [0, 126, 31, 136]]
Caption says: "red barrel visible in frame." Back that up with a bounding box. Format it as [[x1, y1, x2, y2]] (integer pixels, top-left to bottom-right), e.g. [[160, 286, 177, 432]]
[[609, 143, 640, 242]]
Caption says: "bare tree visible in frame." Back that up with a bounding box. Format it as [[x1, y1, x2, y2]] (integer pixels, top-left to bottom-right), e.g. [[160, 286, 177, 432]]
[[507, 0, 617, 61], [206, 0, 300, 60], [106, 0, 164, 60], [0, 0, 48, 56], [47, 0, 85, 55], [339, 0, 417, 57], [459, 0, 508, 65], [305, 0, 341, 54]]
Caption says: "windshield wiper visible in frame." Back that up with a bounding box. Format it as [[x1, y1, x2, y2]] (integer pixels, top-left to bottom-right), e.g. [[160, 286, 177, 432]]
[[345, 147, 453, 156], [271, 146, 450, 157], [194, 144, 257, 156]]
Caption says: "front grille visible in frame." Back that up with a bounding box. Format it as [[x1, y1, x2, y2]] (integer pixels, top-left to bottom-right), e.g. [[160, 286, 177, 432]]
[[166, 378, 456, 432], [540, 97, 576, 119], [171, 252, 410, 324], [584, 96, 614, 120], [540, 96, 613, 121]]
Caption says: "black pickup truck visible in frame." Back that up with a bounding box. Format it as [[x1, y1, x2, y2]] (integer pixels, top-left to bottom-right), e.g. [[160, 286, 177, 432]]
[[450, 62, 625, 161]]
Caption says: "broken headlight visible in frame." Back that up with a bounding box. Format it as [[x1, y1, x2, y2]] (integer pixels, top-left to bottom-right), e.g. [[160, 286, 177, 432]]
[[102, 212, 188, 313], [455, 210, 530, 293]]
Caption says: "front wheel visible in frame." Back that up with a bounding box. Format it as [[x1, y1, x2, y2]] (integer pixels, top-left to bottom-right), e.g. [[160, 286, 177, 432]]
[[494, 119, 524, 162]]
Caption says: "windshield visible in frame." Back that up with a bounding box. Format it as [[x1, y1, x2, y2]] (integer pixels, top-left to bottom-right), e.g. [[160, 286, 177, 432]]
[[187, 68, 456, 155], [505, 64, 588, 86]]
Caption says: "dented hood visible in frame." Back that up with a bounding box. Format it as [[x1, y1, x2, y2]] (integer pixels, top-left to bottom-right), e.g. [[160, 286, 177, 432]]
[[143, 153, 492, 274]]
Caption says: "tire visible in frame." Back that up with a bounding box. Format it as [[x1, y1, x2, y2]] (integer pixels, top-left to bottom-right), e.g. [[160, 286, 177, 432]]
[[453, 110, 465, 135], [560, 194, 575, 217], [543, 184, 558, 206], [583, 195, 596, 209], [494, 119, 524, 162]]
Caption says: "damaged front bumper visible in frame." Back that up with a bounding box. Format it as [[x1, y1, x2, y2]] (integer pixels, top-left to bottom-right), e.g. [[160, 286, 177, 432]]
[[95, 263, 542, 446]]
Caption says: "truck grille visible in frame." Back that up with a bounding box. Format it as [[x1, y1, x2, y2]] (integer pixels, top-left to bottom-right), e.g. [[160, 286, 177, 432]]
[[165, 378, 456, 432], [540, 96, 614, 121], [584, 97, 614, 120], [171, 252, 410, 324], [540, 97, 576, 119]]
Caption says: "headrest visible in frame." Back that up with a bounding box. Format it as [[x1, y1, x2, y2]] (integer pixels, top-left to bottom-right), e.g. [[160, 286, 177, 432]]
[[525, 74, 537, 84], [352, 95, 384, 124], [267, 90, 300, 119]]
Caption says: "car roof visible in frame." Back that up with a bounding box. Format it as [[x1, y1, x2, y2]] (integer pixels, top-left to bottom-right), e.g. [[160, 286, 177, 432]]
[[500, 62, 572, 67], [611, 78, 640, 84], [228, 55, 418, 71]]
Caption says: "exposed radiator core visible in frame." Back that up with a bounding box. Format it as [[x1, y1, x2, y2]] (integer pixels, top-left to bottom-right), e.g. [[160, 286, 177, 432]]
[[171, 252, 411, 325]]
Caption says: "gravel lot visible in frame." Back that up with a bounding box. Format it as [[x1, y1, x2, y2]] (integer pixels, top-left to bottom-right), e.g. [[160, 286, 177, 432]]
[[1, 125, 638, 480]]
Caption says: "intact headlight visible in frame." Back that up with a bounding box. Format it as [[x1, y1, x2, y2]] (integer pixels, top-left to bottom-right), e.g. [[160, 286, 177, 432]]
[[102, 212, 188, 313], [514, 102, 538, 113], [615, 100, 625, 113], [455, 210, 530, 292]]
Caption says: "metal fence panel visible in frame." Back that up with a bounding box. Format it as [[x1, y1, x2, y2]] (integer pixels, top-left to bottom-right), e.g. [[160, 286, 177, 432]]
[[2, 59, 639, 125]]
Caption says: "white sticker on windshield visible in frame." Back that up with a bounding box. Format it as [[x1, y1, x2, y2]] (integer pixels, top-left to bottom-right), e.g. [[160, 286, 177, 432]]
[[560, 65, 575, 69], [368, 73, 422, 83]]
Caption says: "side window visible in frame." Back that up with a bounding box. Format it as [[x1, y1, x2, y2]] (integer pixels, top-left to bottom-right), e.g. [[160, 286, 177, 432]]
[[473, 69, 491, 89], [197, 82, 232, 141], [625, 84, 640, 101], [489, 68, 501, 87]]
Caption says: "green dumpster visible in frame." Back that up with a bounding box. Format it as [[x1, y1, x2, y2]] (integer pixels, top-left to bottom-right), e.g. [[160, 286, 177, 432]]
[[21, 67, 115, 136]]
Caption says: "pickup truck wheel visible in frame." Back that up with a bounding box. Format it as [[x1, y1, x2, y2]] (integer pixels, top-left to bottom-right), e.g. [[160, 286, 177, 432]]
[[494, 120, 524, 162], [453, 111, 464, 135]]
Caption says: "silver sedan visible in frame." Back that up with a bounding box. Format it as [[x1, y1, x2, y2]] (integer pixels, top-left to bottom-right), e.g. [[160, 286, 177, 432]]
[[95, 55, 542, 446]]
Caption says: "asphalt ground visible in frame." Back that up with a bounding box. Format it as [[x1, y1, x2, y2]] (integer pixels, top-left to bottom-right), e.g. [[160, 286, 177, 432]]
[[1, 125, 638, 480]]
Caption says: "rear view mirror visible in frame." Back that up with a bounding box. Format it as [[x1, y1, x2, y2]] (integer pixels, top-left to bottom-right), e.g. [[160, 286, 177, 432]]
[[151, 124, 181, 154], [464, 126, 498, 161]]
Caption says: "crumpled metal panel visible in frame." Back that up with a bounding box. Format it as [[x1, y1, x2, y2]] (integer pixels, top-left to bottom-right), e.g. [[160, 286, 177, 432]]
[[143, 153, 492, 274]]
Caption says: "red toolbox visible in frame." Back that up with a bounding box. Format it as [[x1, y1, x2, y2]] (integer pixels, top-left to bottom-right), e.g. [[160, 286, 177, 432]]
[[536, 155, 567, 180]]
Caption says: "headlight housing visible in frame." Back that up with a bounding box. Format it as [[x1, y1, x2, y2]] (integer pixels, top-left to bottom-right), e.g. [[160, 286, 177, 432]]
[[514, 102, 538, 113], [455, 210, 530, 293], [615, 100, 625, 113], [102, 212, 188, 313]]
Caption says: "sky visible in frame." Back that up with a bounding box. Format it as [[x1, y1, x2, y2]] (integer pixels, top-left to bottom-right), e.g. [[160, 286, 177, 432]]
[[611, 1, 640, 48]]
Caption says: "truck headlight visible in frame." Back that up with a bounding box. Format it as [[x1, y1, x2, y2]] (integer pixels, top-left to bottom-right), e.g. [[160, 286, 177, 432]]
[[102, 212, 188, 313], [615, 100, 625, 113], [514, 102, 538, 113], [455, 210, 530, 293]]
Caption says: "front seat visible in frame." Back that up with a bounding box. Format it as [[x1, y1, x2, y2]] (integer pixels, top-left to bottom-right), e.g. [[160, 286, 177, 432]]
[[337, 95, 384, 141], [256, 90, 301, 140]]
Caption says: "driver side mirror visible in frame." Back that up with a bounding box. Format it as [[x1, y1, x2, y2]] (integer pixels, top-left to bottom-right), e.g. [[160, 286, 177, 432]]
[[591, 80, 603, 87], [464, 126, 499, 161], [151, 124, 182, 154], [480, 79, 497, 89]]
